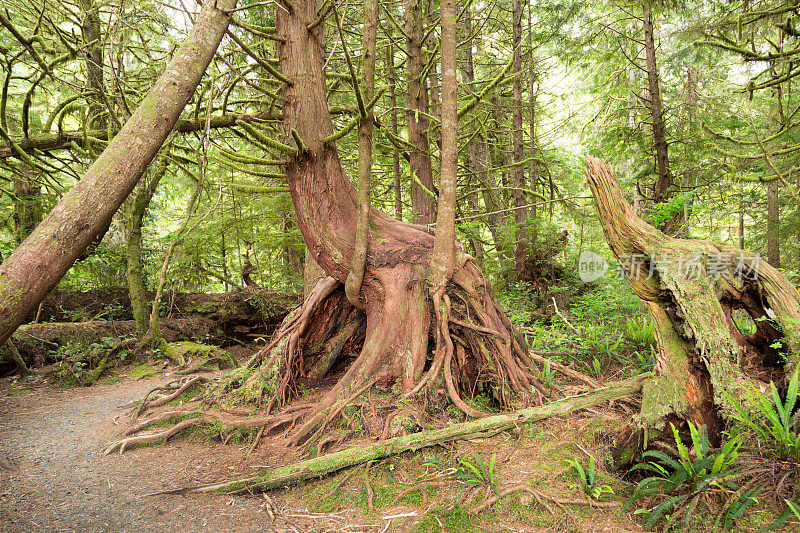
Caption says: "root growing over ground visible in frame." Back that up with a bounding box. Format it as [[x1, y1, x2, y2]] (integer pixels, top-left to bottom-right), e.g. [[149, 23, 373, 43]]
[[114, 257, 555, 452]]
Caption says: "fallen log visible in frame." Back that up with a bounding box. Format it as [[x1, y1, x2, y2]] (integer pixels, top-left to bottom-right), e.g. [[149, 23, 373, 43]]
[[9, 318, 219, 362], [161, 373, 648, 495], [34, 288, 299, 329]]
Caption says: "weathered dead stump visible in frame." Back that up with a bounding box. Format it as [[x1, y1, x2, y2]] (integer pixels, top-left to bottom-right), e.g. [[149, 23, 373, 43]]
[[585, 157, 800, 448]]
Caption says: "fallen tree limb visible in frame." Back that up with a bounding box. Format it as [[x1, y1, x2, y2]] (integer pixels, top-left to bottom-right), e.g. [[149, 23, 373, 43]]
[[529, 351, 600, 388], [163, 373, 649, 495]]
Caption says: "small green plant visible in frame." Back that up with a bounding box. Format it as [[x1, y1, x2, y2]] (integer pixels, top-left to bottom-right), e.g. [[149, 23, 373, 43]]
[[625, 316, 655, 347], [634, 348, 655, 371], [456, 452, 499, 495], [627, 422, 757, 531], [564, 456, 614, 500], [724, 366, 800, 458], [542, 360, 555, 388], [731, 310, 757, 336], [591, 356, 602, 378]]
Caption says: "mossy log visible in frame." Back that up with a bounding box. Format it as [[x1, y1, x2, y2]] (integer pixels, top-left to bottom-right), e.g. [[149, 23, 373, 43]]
[[34, 289, 298, 332], [168, 373, 647, 494], [8, 318, 219, 363], [585, 157, 800, 443]]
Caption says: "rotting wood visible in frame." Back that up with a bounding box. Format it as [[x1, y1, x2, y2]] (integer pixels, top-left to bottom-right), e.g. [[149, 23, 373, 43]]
[[584, 157, 800, 445]]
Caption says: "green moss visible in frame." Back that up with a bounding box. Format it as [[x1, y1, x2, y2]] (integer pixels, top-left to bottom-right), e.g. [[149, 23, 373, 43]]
[[165, 389, 199, 406], [414, 506, 476, 532], [130, 363, 160, 379]]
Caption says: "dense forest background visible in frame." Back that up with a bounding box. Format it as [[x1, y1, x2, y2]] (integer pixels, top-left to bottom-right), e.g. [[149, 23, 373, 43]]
[[3, 0, 800, 530], [2, 0, 797, 304]]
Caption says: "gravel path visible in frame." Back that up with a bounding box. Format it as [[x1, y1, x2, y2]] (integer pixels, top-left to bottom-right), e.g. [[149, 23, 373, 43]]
[[0, 376, 291, 532]]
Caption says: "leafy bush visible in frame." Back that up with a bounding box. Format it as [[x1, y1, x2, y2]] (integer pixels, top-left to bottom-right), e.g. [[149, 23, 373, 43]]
[[568, 279, 645, 328]]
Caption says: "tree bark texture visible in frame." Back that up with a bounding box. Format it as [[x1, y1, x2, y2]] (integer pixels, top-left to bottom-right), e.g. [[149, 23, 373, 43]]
[[642, 1, 670, 212], [405, 0, 436, 224], [217, 0, 547, 446], [0, 0, 237, 346], [585, 157, 800, 443], [512, 0, 529, 280], [767, 179, 781, 268], [430, 0, 458, 291], [344, 0, 377, 309]]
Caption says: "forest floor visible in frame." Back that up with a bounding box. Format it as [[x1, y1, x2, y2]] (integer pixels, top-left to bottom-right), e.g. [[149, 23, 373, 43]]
[[3, 362, 779, 532]]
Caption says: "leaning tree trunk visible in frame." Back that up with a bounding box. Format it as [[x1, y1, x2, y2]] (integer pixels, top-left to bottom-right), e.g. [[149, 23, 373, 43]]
[[585, 157, 800, 445], [219, 0, 547, 446], [0, 0, 236, 346]]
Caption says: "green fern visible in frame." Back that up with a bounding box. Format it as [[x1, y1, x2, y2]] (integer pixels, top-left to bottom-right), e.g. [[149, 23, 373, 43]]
[[627, 423, 755, 531], [724, 366, 800, 458]]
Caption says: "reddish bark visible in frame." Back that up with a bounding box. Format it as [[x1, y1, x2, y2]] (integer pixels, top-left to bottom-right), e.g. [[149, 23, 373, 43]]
[[224, 0, 548, 444]]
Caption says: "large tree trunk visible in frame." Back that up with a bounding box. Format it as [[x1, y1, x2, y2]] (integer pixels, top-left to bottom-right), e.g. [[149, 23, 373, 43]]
[[0, 0, 236, 345], [215, 0, 546, 446], [585, 157, 800, 446]]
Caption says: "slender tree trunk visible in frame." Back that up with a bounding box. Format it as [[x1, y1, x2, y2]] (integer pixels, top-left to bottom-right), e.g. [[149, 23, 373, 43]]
[[406, 0, 435, 224], [387, 27, 403, 220], [430, 0, 457, 290], [12, 168, 40, 244], [642, 1, 671, 213], [767, 179, 781, 267], [486, 95, 514, 263], [739, 197, 745, 250], [126, 156, 169, 338], [344, 0, 377, 309], [527, 1, 538, 244], [426, 0, 440, 155], [0, 0, 236, 346], [460, 7, 483, 266], [79, 0, 107, 131], [511, 0, 528, 281]]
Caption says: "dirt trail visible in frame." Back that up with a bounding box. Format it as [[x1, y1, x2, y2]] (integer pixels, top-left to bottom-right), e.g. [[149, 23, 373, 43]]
[[0, 376, 377, 532]]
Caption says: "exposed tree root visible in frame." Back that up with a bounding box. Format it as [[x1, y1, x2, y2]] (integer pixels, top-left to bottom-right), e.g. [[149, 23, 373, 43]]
[[105, 408, 299, 455], [117, 260, 558, 453], [133, 376, 207, 419], [112, 259, 620, 457], [191, 258, 553, 448], [472, 483, 621, 513], [104, 417, 210, 455], [143, 374, 646, 493], [529, 351, 600, 389]]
